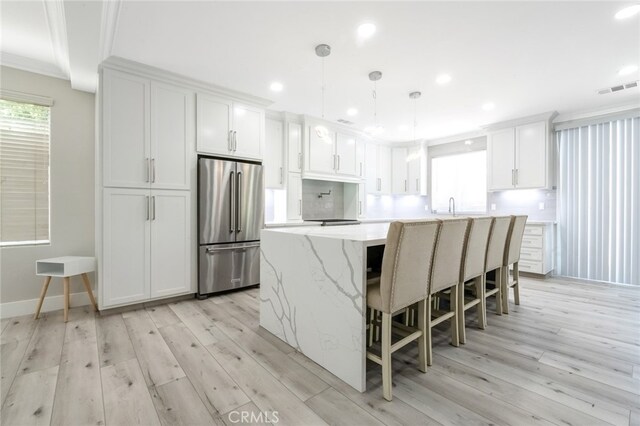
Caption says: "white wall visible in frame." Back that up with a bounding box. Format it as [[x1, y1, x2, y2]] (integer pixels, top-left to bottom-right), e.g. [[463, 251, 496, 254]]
[[0, 67, 95, 314]]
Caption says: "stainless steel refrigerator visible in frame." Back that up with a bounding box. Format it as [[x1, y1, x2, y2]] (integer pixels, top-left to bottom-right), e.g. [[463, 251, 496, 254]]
[[198, 157, 263, 296]]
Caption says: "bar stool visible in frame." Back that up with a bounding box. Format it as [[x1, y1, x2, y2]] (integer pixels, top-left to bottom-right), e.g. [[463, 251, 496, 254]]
[[366, 220, 441, 401], [501, 215, 528, 314], [483, 216, 512, 318], [457, 217, 494, 343]]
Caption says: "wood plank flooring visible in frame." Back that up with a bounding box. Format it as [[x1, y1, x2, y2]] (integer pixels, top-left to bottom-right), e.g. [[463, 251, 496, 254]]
[[1, 276, 638, 426]]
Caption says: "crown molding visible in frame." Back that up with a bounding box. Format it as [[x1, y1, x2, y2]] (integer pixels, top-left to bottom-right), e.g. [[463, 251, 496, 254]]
[[482, 111, 558, 131], [42, 0, 70, 79], [0, 52, 68, 80], [99, 0, 122, 62], [101, 56, 273, 106], [426, 130, 486, 147]]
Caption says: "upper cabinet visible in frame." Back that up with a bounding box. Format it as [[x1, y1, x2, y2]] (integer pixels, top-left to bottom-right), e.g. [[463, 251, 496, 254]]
[[391, 147, 409, 194], [487, 120, 550, 191], [303, 120, 364, 183], [391, 144, 426, 195], [102, 69, 193, 190], [264, 117, 284, 189], [287, 122, 303, 173], [366, 143, 391, 194], [196, 94, 264, 161]]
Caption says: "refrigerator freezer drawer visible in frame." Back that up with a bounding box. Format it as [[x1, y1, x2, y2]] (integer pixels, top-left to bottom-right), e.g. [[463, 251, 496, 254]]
[[199, 242, 260, 295]]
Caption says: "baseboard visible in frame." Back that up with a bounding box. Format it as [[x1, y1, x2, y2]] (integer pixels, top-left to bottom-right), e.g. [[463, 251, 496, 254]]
[[0, 292, 92, 319]]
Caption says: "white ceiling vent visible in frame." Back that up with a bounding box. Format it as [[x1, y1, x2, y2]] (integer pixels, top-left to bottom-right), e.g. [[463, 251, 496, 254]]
[[598, 81, 638, 95], [337, 118, 354, 125]]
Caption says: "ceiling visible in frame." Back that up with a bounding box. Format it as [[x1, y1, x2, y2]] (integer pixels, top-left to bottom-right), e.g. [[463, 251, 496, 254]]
[[1, 1, 639, 142]]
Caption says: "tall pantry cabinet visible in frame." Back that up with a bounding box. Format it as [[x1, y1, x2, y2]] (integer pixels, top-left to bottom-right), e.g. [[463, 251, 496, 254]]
[[98, 62, 194, 309]]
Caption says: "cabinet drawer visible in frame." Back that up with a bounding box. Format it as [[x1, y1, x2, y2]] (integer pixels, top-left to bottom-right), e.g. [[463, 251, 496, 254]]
[[524, 226, 543, 236], [517, 260, 543, 274], [520, 247, 542, 261], [521, 235, 543, 248]]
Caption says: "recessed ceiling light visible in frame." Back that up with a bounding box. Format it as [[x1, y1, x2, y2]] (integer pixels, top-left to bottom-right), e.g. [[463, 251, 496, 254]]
[[346, 108, 358, 116], [482, 102, 496, 111], [436, 74, 452, 85], [357, 22, 376, 38], [398, 125, 409, 132], [618, 64, 639, 76], [615, 4, 640, 19], [270, 82, 283, 92]]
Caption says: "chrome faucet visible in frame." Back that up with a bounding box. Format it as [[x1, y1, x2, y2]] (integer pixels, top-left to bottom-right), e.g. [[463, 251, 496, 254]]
[[448, 197, 456, 217]]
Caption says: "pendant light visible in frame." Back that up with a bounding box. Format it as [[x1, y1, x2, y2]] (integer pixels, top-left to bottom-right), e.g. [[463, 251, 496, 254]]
[[315, 44, 331, 119], [366, 71, 383, 136], [409, 91, 421, 142]]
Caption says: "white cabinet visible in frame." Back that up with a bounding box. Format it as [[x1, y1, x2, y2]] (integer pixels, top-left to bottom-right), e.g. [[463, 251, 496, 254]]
[[102, 189, 191, 308], [335, 133, 358, 176], [265, 118, 284, 189], [487, 121, 549, 191], [102, 70, 193, 190], [151, 83, 193, 190], [391, 147, 409, 194], [407, 145, 425, 195], [303, 122, 363, 182], [357, 183, 366, 218], [102, 70, 150, 188], [356, 140, 365, 179], [514, 223, 555, 275], [286, 172, 303, 222], [196, 94, 264, 160], [288, 122, 303, 173], [366, 144, 391, 194], [307, 124, 336, 175]]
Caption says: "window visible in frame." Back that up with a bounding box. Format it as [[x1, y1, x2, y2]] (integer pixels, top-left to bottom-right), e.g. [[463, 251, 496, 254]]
[[0, 98, 51, 246], [431, 150, 487, 213]]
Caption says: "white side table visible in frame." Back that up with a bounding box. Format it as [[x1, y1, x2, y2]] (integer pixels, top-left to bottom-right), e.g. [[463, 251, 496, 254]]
[[35, 256, 98, 322]]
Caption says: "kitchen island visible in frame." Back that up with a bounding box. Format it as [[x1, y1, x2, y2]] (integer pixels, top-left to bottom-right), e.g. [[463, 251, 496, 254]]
[[259, 223, 390, 392]]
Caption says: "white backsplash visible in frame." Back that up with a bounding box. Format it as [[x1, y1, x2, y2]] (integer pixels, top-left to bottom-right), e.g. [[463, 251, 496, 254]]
[[366, 194, 430, 219], [488, 189, 557, 221]]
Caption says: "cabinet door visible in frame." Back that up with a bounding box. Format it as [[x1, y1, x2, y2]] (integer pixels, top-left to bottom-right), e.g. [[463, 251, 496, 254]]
[[233, 104, 263, 160], [196, 94, 232, 155], [391, 147, 408, 194], [307, 124, 336, 174], [515, 122, 547, 189], [378, 145, 392, 194], [286, 172, 303, 222], [150, 190, 191, 298], [103, 70, 150, 188], [358, 183, 366, 218], [287, 122, 303, 173], [487, 128, 516, 191], [102, 188, 150, 307], [356, 140, 366, 178], [265, 118, 284, 189], [407, 145, 424, 195], [335, 133, 358, 176], [365, 144, 379, 194], [151, 83, 193, 190]]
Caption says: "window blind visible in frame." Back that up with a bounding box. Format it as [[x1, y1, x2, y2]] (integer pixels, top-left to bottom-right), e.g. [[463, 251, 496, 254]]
[[0, 99, 51, 245], [556, 116, 640, 285]]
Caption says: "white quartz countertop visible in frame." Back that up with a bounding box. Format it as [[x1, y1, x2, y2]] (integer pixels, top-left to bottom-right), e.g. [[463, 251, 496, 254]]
[[263, 222, 391, 246]]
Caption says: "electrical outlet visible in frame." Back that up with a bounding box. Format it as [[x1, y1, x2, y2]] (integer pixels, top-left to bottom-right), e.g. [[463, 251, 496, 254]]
[[490, 203, 496, 211], [538, 202, 545, 210]]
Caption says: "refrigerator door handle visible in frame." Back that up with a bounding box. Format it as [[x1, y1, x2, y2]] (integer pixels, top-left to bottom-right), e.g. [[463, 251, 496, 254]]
[[229, 171, 235, 233], [236, 171, 242, 233], [205, 243, 260, 254]]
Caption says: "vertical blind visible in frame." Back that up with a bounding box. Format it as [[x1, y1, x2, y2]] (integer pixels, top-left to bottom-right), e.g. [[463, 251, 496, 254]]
[[0, 99, 51, 245], [556, 116, 640, 285]]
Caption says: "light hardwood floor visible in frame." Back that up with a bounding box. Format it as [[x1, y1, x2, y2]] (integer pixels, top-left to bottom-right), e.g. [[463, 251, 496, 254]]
[[1, 276, 639, 426]]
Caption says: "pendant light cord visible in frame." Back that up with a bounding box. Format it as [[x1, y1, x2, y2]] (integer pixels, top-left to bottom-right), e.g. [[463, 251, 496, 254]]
[[413, 96, 417, 141], [321, 57, 325, 119], [373, 81, 378, 127]]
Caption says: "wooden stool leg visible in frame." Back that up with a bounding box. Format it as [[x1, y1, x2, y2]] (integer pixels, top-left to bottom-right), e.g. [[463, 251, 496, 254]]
[[513, 263, 520, 305], [81, 273, 99, 312], [502, 267, 510, 314], [34, 276, 52, 319], [495, 268, 503, 316], [381, 312, 392, 401], [426, 295, 433, 366], [478, 275, 487, 329], [457, 282, 466, 344], [450, 284, 460, 347], [417, 299, 427, 373], [63, 277, 70, 322]]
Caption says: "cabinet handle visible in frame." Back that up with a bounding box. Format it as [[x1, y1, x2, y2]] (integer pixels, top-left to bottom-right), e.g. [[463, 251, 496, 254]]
[[145, 196, 150, 220], [359, 162, 363, 177], [377, 177, 381, 191], [515, 169, 518, 186], [359, 201, 362, 215], [151, 158, 156, 183], [337, 155, 340, 171], [234, 131, 238, 151], [298, 199, 302, 215], [298, 152, 302, 170], [512, 169, 515, 186], [151, 196, 156, 220], [228, 130, 234, 151], [280, 167, 283, 185], [145, 158, 150, 183], [416, 178, 419, 192], [404, 179, 407, 192]]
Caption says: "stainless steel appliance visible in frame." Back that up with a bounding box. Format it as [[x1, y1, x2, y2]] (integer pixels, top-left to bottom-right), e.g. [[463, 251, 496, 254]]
[[198, 157, 263, 296]]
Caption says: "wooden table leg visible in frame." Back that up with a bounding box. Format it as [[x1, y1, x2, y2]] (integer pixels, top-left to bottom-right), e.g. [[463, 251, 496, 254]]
[[81, 273, 98, 312], [34, 276, 52, 319], [63, 277, 70, 322]]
